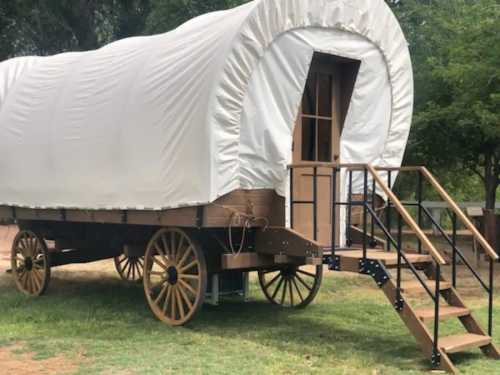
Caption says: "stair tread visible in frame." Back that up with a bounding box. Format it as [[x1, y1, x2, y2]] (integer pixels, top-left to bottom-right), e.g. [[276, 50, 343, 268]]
[[439, 333, 491, 353], [337, 249, 432, 266], [415, 306, 470, 322], [401, 280, 452, 293]]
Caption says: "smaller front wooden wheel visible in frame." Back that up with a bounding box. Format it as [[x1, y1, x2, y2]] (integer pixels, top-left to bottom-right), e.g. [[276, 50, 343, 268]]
[[11, 230, 51, 296], [143, 228, 207, 326], [258, 265, 322, 308], [114, 255, 144, 282]]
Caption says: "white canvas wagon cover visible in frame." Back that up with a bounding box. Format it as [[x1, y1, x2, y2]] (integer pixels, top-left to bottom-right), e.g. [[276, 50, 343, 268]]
[[0, 0, 413, 210]]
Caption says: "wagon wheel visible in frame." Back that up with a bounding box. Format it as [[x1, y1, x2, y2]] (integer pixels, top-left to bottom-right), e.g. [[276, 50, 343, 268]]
[[258, 265, 322, 308], [114, 254, 144, 282], [11, 230, 51, 296], [143, 228, 207, 326]]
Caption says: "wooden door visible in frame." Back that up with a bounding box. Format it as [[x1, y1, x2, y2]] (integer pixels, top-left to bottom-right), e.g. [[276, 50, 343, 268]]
[[292, 54, 343, 246]]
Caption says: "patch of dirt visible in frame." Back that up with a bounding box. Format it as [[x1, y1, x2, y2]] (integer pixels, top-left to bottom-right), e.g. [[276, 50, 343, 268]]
[[0, 344, 82, 375]]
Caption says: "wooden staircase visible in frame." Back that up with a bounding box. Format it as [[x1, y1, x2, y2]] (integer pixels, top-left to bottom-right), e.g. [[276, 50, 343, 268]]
[[331, 248, 499, 373], [288, 162, 499, 373]]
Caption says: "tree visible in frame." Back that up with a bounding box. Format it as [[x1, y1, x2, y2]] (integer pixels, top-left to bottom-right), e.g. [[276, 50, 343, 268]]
[[0, 1, 152, 58], [393, 0, 500, 209], [146, 0, 248, 34]]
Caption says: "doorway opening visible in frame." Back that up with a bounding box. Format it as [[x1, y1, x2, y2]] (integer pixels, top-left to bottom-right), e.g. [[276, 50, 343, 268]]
[[292, 52, 360, 246]]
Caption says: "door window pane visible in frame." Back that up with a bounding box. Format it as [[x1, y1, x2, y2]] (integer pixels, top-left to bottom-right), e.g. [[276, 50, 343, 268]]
[[318, 74, 333, 117], [318, 119, 332, 162], [302, 73, 317, 115], [301, 117, 316, 161]]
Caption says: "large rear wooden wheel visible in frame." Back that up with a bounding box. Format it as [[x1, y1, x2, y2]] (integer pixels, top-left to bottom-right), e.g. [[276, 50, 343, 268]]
[[11, 230, 51, 296], [114, 254, 144, 282], [143, 228, 207, 326], [258, 265, 322, 308]]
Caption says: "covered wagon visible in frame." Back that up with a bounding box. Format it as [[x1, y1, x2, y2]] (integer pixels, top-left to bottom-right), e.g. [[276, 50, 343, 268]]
[[0, 0, 498, 372]]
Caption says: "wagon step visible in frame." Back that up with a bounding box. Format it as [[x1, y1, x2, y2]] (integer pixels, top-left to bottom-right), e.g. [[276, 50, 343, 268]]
[[439, 333, 492, 354], [333, 249, 433, 272], [400, 280, 452, 294], [414, 306, 470, 322]]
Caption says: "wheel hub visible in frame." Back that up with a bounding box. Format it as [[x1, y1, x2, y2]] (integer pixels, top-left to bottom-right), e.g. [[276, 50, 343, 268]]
[[167, 266, 178, 285], [24, 257, 33, 271], [281, 266, 296, 278]]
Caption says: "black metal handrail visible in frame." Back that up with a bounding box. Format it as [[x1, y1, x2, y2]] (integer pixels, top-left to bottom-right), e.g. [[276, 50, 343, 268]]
[[289, 163, 444, 364], [288, 162, 495, 365], [376, 166, 495, 336]]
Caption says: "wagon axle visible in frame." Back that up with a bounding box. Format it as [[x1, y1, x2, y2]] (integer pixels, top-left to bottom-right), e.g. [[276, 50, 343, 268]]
[[166, 266, 178, 285]]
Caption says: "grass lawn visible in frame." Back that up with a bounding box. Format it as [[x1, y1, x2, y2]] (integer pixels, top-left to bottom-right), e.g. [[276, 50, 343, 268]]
[[1, 261, 500, 375]]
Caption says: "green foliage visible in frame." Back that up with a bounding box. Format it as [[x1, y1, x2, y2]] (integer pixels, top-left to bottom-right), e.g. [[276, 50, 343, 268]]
[[0, 1, 151, 56], [393, 0, 500, 207], [146, 0, 249, 34]]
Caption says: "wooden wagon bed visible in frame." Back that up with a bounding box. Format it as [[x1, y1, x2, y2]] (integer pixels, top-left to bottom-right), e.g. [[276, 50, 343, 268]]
[[0, 189, 286, 228]]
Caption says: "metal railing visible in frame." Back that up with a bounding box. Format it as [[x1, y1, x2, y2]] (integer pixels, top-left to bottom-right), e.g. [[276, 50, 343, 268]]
[[377, 166, 498, 336], [288, 162, 498, 364]]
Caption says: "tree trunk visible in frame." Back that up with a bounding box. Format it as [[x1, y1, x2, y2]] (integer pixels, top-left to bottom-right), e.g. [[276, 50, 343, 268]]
[[484, 154, 499, 210]]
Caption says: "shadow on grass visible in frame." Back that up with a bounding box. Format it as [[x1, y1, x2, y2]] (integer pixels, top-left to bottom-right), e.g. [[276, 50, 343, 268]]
[[0, 271, 491, 373]]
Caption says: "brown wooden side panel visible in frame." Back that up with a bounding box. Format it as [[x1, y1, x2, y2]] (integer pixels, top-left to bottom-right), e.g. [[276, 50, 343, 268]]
[[0, 189, 285, 228], [255, 227, 323, 258]]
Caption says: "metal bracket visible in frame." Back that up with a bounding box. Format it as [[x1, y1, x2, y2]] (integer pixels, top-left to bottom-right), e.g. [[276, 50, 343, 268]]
[[394, 297, 404, 312], [359, 259, 390, 287], [327, 255, 341, 271], [196, 206, 204, 228], [121, 210, 128, 224], [431, 351, 441, 367]]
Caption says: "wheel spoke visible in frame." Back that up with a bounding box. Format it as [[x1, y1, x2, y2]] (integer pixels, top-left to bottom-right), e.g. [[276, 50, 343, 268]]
[[170, 286, 177, 319], [288, 277, 294, 306], [296, 269, 316, 278], [175, 287, 185, 321], [31, 271, 41, 292], [295, 272, 312, 292], [154, 282, 169, 306], [152, 256, 168, 270], [292, 277, 304, 302], [32, 238, 40, 257], [137, 263, 143, 279], [180, 260, 198, 273], [178, 282, 194, 310], [119, 255, 128, 265], [178, 278, 197, 296], [154, 243, 169, 265], [179, 273, 199, 281], [175, 236, 185, 264], [280, 279, 287, 305], [26, 274, 34, 294], [150, 271, 166, 277], [271, 276, 284, 300], [163, 284, 173, 313], [127, 260, 134, 279], [19, 270, 27, 285], [170, 233, 177, 263], [32, 268, 43, 284], [177, 246, 193, 268], [161, 234, 171, 259], [264, 273, 280, 290]]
